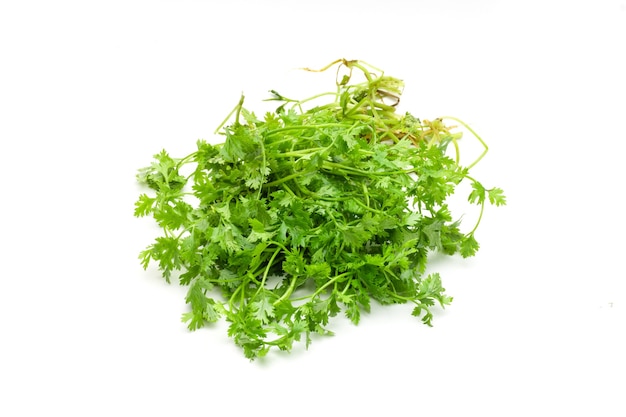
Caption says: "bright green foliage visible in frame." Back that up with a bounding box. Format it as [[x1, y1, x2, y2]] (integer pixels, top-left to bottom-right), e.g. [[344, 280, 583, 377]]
[[134, 59, 505, 360]]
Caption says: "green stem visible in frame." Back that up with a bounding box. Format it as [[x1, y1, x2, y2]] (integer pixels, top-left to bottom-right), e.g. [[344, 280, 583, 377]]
[[294, 91, 340, 108], [350, 61, 375, 83], [266, 123, 349, 137], [272, 148, 326, 158], [468, 201, 485, 235], [273, 273, 300, 306], [257, 139, 267, 199], [229, 285, 243, 312], [322, 160, 416, 178], [253, 246, 282, 298], [176, 151, 197, 170], [351, 198, 384, 215], [441, 116, 488, 169], [290, 272, 352, 302], [215, 94, 245, 134], [263, 170, 311, 188]]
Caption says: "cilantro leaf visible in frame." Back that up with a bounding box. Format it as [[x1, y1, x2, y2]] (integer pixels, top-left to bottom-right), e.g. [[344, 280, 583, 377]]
[[488, 187, 507, 206], [251, 296, 275, 324]]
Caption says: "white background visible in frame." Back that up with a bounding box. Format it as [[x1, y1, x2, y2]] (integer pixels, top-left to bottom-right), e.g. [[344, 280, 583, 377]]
[[1, 0, 625, 415]]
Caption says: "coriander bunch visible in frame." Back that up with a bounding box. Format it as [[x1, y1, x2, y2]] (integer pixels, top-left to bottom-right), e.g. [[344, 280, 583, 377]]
[[134, 59, 505, 359]]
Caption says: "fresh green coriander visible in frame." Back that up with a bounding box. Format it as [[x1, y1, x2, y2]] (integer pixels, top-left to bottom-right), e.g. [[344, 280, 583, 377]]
[[134, 59, 505, 360]]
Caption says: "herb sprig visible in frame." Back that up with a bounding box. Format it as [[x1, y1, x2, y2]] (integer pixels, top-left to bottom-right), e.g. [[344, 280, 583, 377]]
[[134, 59, 505, 359]]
